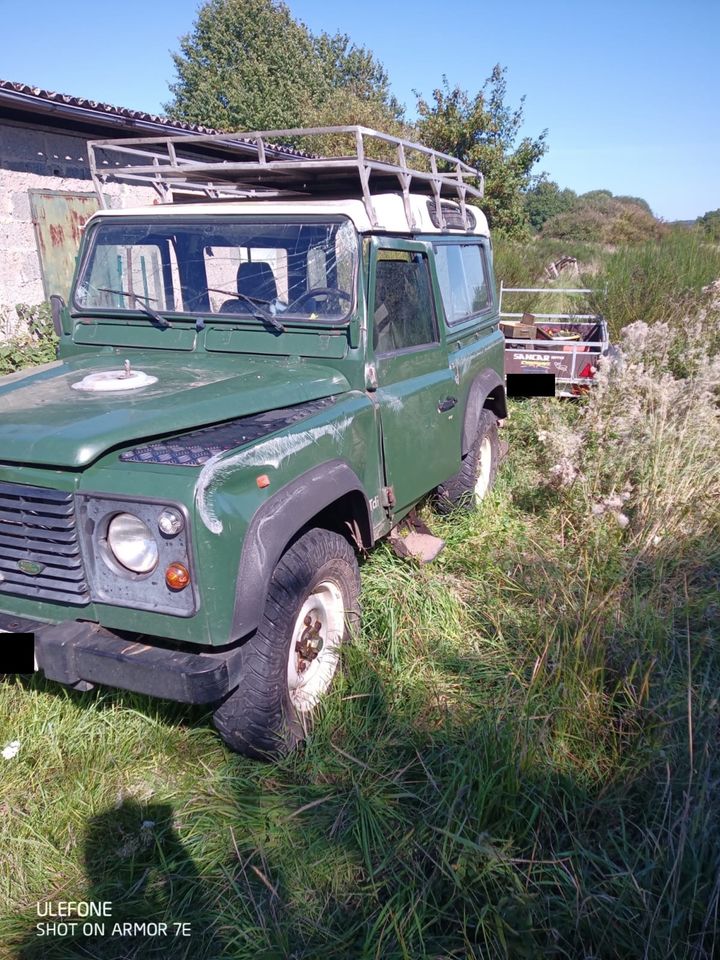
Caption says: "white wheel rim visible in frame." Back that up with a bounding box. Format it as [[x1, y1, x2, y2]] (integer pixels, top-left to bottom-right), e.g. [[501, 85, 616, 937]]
[[474, 437, 492, 501], [287, 580, 345, 713]]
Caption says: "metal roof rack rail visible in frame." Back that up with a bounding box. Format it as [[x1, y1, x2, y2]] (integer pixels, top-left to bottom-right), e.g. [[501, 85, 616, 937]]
[[88, 125, 484, 230]]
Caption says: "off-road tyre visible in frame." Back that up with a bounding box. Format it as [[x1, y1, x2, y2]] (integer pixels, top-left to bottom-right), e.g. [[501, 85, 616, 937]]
[[213, 528, 361, 759], [433, 409, 499, 514]]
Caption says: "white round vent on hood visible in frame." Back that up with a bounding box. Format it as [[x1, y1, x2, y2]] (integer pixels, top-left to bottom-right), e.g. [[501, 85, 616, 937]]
[[72, 360, 157, 393]]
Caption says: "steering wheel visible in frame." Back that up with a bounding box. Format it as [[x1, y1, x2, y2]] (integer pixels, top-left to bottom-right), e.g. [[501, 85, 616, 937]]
[[286, 287, 351, 313]]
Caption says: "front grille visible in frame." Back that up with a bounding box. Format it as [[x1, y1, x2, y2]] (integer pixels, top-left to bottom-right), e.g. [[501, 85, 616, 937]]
[[0, 481, 89, 605]]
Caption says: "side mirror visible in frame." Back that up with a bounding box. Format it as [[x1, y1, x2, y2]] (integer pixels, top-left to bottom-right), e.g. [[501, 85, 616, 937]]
[[50, 294, 66, 336]]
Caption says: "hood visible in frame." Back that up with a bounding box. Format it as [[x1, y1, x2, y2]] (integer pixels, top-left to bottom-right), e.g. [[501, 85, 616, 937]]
[[0, 353, 349, 468]]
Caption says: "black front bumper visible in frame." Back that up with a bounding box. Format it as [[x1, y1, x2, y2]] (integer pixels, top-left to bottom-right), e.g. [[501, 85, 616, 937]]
[[0, 612, 242, 704]]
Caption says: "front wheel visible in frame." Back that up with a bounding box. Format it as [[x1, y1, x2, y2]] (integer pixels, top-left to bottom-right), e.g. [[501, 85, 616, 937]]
[[213, 528, 360, 758], [434, 409, 500, 514]]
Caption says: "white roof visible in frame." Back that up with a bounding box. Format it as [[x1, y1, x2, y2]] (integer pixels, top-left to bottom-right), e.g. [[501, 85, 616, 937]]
[[90, 193, 490, 237]]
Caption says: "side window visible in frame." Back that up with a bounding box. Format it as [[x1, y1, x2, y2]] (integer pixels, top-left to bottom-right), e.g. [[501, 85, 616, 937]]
[[373, 251, 438, 354], [433, 243, 491, 325]]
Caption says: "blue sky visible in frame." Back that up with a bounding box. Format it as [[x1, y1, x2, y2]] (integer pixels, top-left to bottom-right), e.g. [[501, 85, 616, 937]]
[[3, 0, 718, 220]]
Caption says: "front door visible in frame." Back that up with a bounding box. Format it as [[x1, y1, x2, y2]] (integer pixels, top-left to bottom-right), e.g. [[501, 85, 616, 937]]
[[369, 238, 461, 513]]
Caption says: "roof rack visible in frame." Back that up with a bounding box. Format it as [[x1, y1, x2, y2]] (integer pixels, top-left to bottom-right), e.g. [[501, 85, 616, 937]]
[[88, 125, 484, 230]]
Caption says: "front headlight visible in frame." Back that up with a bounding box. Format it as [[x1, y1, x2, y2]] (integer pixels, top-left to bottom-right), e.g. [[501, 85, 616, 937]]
[[107, 513, 159, 573]]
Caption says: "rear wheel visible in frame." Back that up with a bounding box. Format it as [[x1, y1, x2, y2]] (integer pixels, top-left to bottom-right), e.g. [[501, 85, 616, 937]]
[[213, 528, 360, 758], [434, 409, 499, 514]]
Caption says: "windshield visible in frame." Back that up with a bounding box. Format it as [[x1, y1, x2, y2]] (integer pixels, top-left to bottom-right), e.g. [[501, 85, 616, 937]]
[[74, 218, 357, 323]]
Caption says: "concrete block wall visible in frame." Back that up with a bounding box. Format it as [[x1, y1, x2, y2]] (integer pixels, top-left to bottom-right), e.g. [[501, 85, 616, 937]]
[[0, 121, 156, 338]]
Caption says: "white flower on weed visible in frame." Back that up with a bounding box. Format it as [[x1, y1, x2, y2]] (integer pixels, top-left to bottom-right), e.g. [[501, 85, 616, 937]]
[[141, 820, 155, 830], [591, 489, 633, 523], [549, 458, 579, 487], [2, 740, 20, 760]]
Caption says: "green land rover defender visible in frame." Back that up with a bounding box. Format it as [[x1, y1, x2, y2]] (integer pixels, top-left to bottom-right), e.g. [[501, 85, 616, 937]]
[[0, 128, 507, 757]]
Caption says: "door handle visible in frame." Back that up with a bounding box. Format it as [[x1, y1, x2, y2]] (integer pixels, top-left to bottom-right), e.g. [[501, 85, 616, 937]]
[[437, 396, 458, 413]]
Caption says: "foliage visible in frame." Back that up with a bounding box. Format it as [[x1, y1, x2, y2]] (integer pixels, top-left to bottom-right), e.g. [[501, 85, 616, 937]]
[[167, 4, 547, 233], [614, 194, 654, 215], [415, 67, 547, 239], [542, 189, 663, 244], [3, 295, 720, 957], [166, 0, 402, 133], [0, 303, 58, 376], [524, 178, 577, 232], [697, 208, 720, 242]]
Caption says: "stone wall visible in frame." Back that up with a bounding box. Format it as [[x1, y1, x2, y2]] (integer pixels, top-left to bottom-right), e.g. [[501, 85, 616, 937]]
[[0, 120, 156, 338]]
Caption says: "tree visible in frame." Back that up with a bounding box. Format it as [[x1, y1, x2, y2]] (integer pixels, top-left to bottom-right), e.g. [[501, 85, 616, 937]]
[[414, 67, 547, 238], [524, 180, 577, 232], [697, 208, 720, 242], [166, 0, 402, 132], [541, 191, 663, 244]]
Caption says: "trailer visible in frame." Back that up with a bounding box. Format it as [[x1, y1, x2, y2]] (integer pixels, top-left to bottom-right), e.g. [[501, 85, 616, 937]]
[[499, 284, 611, 397]]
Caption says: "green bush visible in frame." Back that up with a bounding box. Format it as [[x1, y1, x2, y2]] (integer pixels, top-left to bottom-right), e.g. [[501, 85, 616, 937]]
[[697, 208, 720, 242], [0, 303, 58, 376], [542, 194, 664, 244]]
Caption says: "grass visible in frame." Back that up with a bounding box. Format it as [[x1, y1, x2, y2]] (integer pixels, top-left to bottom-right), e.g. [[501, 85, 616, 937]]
[[588, 229, 720, 337], [1, 242, 719, 959], [494, 229, 720, 339]]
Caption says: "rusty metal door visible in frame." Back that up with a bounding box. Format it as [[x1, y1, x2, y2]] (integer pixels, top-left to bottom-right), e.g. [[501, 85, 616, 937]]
[[29, 190, 99, 301]]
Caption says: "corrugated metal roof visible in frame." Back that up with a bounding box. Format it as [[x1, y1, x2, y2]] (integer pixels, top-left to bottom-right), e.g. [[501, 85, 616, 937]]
[[0, 79, 305, 156]]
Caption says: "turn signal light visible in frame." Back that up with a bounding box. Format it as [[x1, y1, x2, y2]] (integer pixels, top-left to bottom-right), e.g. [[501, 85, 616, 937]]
[[165, 562, 190, 591]]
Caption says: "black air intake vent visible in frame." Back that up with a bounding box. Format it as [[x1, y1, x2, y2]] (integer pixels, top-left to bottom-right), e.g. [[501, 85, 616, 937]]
[[119, 397, 336, 466]]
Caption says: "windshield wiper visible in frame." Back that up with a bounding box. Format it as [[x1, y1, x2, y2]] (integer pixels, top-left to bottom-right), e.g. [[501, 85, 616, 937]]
[[96, 288, 172, 329], [207, 288, 285, 334]]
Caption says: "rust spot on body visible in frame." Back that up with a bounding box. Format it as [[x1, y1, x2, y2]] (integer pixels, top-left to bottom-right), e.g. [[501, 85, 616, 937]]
[[49, 224, 65, 247]]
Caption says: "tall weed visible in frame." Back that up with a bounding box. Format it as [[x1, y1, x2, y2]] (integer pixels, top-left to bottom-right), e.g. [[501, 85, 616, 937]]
[[588, 230, 720, 336]]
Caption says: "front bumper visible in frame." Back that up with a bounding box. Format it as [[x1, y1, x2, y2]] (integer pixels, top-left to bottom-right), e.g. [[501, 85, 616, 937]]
[[0, 611, 242, 704]]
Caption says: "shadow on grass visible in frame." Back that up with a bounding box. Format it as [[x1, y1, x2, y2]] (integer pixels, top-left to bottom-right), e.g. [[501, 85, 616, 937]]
[[12, 800, 225, 959]]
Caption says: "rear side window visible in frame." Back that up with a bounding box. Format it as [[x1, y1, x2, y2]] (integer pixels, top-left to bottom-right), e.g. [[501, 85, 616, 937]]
[[373, 252, 437, 354], [433, 243, 491, 325]]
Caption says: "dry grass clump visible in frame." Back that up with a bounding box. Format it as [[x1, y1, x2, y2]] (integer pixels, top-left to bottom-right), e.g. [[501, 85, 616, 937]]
[[534, 309, 720, 553]]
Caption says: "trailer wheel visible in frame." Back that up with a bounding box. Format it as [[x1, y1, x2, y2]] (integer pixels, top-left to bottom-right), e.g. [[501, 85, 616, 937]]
[[213, 528, 360, 759], [434, 409, 500, 514]]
